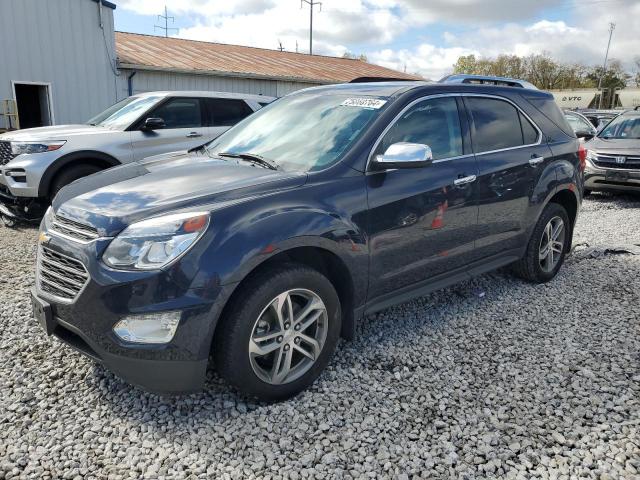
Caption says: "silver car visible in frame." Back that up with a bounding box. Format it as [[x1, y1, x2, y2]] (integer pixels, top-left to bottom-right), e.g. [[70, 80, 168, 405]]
[[0, 91, 274, 223]]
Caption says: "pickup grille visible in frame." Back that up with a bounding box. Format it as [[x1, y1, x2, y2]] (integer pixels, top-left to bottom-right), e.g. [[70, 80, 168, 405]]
[[593, 154, 640, 170], [0, 141, 16, 165], [50, 214, 99, 242], [37, 246, 89, 302]]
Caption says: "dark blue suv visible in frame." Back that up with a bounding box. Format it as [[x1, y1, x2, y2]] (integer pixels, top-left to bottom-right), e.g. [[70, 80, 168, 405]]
[[31, 80, 583, 401]]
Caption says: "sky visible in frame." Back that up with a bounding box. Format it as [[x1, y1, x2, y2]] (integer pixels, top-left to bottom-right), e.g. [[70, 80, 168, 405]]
[[113, 0, 640, 80]]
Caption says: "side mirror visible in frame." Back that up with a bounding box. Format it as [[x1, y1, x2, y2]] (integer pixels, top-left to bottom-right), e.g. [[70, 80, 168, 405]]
[[575, 130, 595, 141], [141, 117, 165, 131], [372, 142, 433, 170]]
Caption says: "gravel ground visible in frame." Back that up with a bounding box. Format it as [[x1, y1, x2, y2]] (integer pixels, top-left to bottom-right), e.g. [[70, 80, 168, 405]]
[[1, 193, 639, 480]]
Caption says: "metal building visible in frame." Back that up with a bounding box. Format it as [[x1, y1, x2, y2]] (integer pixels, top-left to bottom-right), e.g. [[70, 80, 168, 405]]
[[0, 0, 119, 130], [115, 32, 420, 99]]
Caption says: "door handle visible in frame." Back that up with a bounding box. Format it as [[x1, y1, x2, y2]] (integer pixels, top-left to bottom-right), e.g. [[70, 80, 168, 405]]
[[186, 132, 203, 138], [453, 175, 477, 186], [529, 156, 544, 166]]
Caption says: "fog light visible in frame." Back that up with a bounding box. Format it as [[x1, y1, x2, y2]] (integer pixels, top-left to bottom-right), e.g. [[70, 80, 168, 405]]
[[113, 311, 181, 344]]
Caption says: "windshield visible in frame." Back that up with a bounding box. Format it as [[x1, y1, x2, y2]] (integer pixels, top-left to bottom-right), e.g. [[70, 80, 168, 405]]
[[599, 115, 640, 139], [206, 93, 388, 172], [87, 96, 162, 129]]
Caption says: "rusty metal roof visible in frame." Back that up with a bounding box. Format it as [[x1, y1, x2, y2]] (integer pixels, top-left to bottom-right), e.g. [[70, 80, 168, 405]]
[[115, 32, 421, 84]]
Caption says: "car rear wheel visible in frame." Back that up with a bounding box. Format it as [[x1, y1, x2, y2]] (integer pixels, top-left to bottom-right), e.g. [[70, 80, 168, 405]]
[[214, 263, 341, 401], [512, 203, 570, 283]]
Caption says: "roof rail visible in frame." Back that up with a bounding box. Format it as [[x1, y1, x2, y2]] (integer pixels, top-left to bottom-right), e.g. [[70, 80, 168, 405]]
[[349, 77, 419, 83], [439, 74, 538, 90], [635, 105, 640, 110]]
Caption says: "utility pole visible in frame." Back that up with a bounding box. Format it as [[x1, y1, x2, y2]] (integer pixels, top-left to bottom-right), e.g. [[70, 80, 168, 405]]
[[597, 22, 615, 109], [278, 40, 285, 52], [155, 5, 178, 38], [301, 0, 322, 55]]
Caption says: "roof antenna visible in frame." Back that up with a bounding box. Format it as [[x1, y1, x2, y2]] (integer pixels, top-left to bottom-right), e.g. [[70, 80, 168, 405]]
[[155, 5, 179, 38]]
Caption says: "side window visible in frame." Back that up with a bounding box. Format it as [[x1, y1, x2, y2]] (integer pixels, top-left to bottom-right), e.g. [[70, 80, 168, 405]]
[[466, 97, 529, 153], [520, 112, 539, 144], [376, 97, 463, 160], [208, 98, 254, 126], [148, 98, 203, 129]]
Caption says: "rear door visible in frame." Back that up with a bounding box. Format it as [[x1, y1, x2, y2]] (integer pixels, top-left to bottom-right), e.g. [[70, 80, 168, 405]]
[[366, 96, 479, 300], [130, 97, 209, 160], [206, 98, 256, 142], [464, 95, 553, 260]]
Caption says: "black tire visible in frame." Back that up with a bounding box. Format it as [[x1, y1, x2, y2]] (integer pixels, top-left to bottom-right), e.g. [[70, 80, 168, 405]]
[[50, 164, 102, 201], [214, 263, 341, 401], [512, 203, 571, 283]]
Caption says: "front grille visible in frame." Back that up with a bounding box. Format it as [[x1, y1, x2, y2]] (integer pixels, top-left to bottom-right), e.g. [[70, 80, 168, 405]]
[[593, 154, 640, 170], [0, 141, 16, 165], [50, 214, 99, 242], [37, 246, 89, 302]]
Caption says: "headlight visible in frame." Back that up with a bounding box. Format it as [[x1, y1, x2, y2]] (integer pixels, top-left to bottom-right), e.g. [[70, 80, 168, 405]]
[[11, 141, 66, 156], [103, 212, 210, 270], [586, 149, 598, 163]]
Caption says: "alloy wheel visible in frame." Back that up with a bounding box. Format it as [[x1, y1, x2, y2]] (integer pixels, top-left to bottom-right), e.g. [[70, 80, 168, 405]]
[[249, 289, 328, 385], [539, 216, 565, 273]]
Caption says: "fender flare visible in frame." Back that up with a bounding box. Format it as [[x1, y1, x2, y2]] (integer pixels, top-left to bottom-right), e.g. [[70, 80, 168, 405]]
[[38, 150, 121, 198]]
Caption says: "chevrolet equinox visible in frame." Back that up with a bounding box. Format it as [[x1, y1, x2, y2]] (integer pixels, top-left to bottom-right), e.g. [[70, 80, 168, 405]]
[[31, 79, 584, 401]]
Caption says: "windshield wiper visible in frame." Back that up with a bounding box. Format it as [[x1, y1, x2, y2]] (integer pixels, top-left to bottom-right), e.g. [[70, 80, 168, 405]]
[[217, 152, 279, 170]]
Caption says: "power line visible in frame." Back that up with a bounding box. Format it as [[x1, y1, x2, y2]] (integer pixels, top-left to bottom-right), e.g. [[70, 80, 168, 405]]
[[301, 0, 322, 55], [154, 5, 178, 38]]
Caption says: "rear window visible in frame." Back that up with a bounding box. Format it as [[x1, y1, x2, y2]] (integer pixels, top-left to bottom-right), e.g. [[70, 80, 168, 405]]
[[467, 97, 532, 153], [522, 93, 574, 137], [207, 98, 254, 126]]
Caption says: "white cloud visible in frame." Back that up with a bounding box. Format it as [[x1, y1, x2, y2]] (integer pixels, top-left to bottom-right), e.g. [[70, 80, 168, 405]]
[[117, 0, 640, 79]]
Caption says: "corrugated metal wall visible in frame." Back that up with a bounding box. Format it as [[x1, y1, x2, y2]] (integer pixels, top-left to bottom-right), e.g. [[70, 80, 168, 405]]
[[0, 0, 118, 126], [119, 70, 322, 99]]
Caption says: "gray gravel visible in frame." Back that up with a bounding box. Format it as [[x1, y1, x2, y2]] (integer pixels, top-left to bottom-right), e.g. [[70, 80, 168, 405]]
[[1, 192, 639, 480]]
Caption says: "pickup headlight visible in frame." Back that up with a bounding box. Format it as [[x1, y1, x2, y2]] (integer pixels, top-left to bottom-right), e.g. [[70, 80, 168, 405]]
[[103, 212, 210, 270], [11, 141, 66, 155]]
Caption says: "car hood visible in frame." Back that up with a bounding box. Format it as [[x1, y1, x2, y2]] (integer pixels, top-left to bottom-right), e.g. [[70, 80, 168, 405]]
[[54, 151, 307, 236], [586, 137, 640, 155], [0, 124, 117, 141]]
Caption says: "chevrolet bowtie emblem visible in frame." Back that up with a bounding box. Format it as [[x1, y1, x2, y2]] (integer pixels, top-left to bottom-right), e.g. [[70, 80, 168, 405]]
[[38, 232, 50, 244]]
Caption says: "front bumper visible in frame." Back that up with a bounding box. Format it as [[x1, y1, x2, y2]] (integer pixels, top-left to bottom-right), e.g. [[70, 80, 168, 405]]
[[584, 161, 640, 193], [32, 230, 236, 394]]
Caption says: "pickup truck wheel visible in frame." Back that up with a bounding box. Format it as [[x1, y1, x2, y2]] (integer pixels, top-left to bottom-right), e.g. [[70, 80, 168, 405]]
[[214, 264, 341, 401], [512, 203, 570, 283], [50, 164, 102, 201]]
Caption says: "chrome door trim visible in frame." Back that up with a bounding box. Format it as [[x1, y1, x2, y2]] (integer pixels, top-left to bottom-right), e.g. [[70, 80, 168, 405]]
[[529, 156, 545, 166], [366, 93, 544, 172]]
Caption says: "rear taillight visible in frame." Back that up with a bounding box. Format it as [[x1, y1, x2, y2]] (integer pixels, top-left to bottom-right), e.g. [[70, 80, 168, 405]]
[[578, 144, 587, 172]]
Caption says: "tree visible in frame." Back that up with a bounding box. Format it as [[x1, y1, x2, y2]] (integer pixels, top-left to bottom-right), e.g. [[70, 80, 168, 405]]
[[634, 57, 640, 87], [342, 52, 368, 62], [451, 53, 631, 92]]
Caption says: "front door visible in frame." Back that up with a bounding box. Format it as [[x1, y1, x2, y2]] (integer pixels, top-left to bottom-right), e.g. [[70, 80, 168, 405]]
[[130, 97, 210, 160], [463, 95, 553, 260], [366, 96, 479, 300]]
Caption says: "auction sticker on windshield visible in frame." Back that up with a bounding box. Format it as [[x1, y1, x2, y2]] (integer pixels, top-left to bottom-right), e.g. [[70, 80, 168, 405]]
[[341, 98, 387, 109]]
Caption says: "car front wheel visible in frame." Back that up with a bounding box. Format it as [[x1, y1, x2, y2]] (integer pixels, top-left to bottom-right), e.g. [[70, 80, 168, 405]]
[[214, 264, 341, 401]]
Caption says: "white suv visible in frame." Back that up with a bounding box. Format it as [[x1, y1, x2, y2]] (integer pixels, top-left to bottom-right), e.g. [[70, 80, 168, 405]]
[[0, 91, 274, 223]]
